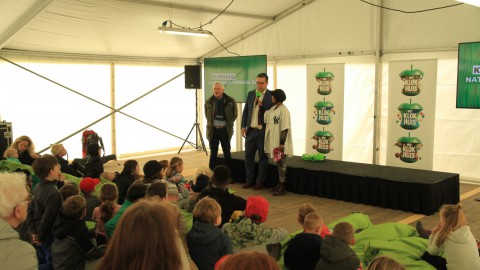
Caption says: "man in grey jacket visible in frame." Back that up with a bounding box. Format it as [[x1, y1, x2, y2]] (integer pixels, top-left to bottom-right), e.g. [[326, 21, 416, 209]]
[[0, 172, 37, 270], [204, 82, 238, 170]]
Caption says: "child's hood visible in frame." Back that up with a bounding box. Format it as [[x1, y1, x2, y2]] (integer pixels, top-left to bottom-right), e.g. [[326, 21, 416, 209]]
[[448, 226, 475, 244], [320, 235, 355, 262]]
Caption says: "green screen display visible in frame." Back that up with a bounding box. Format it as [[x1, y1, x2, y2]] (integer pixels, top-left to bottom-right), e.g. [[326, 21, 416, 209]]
[[457, 42, 480, 108], [204, 55, 267, 103]]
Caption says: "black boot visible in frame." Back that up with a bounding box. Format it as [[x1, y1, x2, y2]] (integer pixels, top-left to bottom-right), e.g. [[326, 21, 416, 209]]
[[270, 183, 281, 192], [273, 182, 287, 196]]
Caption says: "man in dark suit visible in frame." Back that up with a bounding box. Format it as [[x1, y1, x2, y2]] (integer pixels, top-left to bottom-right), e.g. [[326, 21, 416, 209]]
[[240, 73, 273, 189]]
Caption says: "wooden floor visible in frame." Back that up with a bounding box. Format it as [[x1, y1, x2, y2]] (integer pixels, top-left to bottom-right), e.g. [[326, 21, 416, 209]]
[[106, 150, 480, 237]]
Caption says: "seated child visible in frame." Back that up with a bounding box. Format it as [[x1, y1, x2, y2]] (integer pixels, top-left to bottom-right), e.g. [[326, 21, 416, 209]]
[[145, 182, 169, 202], [188, 197, 233, 270], [420, 204, 480, 270], [366, 255, 405, 270], [187, 174, 210, 213], [52, 195, 104, 270], [92, 184, 120, 245], [166, 157, 191, 209], [298, 203, 330, 238], [197, 165, 246, 227], [59, 183, 80, 201], [3, 148, 21, 163], [285, 212, 324, 270], [222, 196, 288, 253], [79, 177, 101, 221], [141, 160, 177, 200], [315, 222, 360, 270]]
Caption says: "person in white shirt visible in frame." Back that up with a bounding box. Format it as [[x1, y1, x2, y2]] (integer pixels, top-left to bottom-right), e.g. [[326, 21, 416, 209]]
[[264, 89, 293, 196]]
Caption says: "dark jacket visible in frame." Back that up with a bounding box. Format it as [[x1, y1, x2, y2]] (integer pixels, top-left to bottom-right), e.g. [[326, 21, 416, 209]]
[[52, 214, 104, 270], [85, 155, 103, 179], [115, 174, 136, 205], [55, 155, 83, 177], [240, 89, 273, 131], [83, 194, 100, 221], [187, 221, 233, 270], [284, 232, 323, 270], [27, 179, 63, 243], [197, 187, 246, 227], [315, 235, 360, 270], [18, 151, 35, 166], [205, 93, 238, 141]]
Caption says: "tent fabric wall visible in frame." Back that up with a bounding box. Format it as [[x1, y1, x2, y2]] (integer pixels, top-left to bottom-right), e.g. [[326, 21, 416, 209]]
[[210, 1, 480, 182]]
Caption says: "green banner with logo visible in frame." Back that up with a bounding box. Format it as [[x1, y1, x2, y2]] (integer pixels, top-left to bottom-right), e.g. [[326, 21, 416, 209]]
[[204, 55, 267, 103], [457, 42, 480, 108]]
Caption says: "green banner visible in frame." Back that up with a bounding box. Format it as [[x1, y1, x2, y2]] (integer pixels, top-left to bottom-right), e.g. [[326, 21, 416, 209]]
[[204, 55, 267, 103], [457, 42, 480, 108]]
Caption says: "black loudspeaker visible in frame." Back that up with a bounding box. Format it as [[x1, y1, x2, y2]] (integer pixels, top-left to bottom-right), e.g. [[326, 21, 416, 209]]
[[185, 65, 202, 89], [0, 122, 13, 157]]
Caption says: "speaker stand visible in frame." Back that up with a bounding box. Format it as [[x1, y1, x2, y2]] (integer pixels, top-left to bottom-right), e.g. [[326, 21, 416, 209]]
[[178, 89, 208, 155]]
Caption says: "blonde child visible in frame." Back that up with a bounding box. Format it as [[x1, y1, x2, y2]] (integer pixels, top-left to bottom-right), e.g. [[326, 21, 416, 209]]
[[3, 148, 21, 163], [187, 197, 233, 270], [92, 184, 120, 245], [298, 203, 330, 238], [422, 204, 480, 270], [166, 157, 191, 208], [285, 212, 324, 270]]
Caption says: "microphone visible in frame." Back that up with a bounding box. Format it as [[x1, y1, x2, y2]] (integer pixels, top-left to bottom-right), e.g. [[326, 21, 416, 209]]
[[255, 91, 261, 106]]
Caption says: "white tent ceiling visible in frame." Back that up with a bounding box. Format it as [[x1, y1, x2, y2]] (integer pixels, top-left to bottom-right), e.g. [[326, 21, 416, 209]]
[[2, 0, 478, 61], [0, 0, 307, 60]]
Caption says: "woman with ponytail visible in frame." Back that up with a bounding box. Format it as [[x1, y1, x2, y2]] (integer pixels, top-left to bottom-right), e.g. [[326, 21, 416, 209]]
[[93, 184, 121, 245]]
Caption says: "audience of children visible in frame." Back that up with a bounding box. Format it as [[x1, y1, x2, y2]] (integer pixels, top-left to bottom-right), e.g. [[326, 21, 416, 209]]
[[284, 212, 324, 270], [315, 221, 361, 270], [196, 165, 246, 227], [84, 144, 104, 179], [166, 157, 192, 208], [222, 195, 288, 253], [51, 195, 104, 270], [105, 181, 147, 238], [3, 148, 21, 163], [59, 183, 79, 201], [27, 154, 64, 270], [92, 184, 120, 245], [12, 135, 40, 165], [366, 255, 405, 270], [97, 200, 188, 270], [50, 144, 83, 177], [216, 251, 280, 270], [420, 204, 480, 270], [188, 197, 233, 270], [79, 177, 101, 221], [3, 143, 480, 270], [0, 172, 38, 270], [115, 159, 140, 204]]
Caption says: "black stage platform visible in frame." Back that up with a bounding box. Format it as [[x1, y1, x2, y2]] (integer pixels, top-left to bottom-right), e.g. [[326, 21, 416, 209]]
[[220, 151, 459, 215]]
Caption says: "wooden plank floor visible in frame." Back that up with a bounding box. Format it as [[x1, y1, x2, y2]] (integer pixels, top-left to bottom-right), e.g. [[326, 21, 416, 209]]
[[106, 150, 480, 237]]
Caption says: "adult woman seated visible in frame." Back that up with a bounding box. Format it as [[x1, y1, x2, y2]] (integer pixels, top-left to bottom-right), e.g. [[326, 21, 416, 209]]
[[50, 144, 83, 177], [12, 136, 40, 166]]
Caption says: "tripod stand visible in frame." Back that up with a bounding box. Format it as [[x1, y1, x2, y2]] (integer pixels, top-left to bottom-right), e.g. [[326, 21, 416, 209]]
[[178, 89, 208, 155]]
